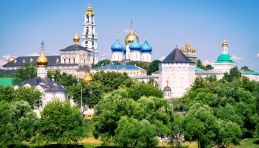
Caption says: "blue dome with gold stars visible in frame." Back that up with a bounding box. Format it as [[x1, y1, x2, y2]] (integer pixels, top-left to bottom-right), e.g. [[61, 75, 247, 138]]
[[141, 40, 152, 52], [111, 39, 124, 52], [129, 39, 142, 51]]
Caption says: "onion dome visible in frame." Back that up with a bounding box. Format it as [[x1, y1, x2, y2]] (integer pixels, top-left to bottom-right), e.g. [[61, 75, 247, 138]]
[[125, 30, 139, 45], [141, 40, 152, 52], [129, 38, 142, 51], [83, 72, 92, 83], [192, 48, 196, 53], [86, 6, 94, 15], [8, 56, 16, 62], [185, 41, 191, 50], [222, 39, 228, 48], [111, 39, 124, 52], [73, 33, 80, 44], [180, 47, 185, 53], [36, 50, 48, 67]]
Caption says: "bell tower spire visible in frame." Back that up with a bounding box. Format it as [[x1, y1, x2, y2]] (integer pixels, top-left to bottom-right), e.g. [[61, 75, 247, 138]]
[[81, 0, 98, 64]]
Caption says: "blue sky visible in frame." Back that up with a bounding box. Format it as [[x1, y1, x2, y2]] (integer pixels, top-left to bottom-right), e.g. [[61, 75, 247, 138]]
[[0, 0, 259, 70]]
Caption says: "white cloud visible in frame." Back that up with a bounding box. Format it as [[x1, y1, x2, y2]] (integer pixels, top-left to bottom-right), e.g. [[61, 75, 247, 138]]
[[203, 59, 214, 65], [232, 55, 242, 61], [256, 53, 259, 58], [159, 56, 165, 61]]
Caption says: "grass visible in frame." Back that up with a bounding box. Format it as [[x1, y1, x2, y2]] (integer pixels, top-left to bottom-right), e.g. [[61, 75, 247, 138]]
[[237, 138, 259, 148]]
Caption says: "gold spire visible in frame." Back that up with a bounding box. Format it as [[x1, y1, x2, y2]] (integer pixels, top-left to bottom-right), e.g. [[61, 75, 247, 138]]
[[83, 72, 92, 83], [222, 39, 228, 48], [36, 41, 48, 67], [125, 30, 139, 45], [192, 48, 196, 53], [73, 33, 80, 44], [8, 56, 16, 62]]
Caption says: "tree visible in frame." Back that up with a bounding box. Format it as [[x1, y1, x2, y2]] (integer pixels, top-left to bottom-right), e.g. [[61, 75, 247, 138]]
[[147, 60, 161, 75], [240, 66, 250, 71], [93, 71, 133, 92], [0, 86, 14, 102], [91, 59, 112, 69], [127, 82, 163, 100], [13, 64, 37, 85], [0, 101, 39, 147], [13, 87, 42, 108], [39, 100, 86, 144], [114, 116, 157, 147], [68, 81, 104, 108], [205, 64, 213, 70], [47, 70, 78, 88], [93, 89, 172, 146], [223, 67, 241, 82]]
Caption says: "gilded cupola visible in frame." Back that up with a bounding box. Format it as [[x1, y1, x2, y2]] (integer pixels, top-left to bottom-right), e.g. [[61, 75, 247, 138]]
[[83, 72, 92, 83], [222, 39, 228, 48], [36, 50, 48, 67], [73, 33, 80, 44], [125, 30, 139, 45], [86, 6, 94, 15]]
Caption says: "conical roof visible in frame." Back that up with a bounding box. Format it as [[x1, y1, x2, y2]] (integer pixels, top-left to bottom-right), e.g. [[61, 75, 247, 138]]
[[162, 48, 194, 63]]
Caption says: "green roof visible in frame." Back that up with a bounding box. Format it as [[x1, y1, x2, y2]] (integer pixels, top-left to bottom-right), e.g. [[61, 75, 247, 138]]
[[240, 70, 259, 76], [215, 53, 235, 64], [0, 77, 14, 87]]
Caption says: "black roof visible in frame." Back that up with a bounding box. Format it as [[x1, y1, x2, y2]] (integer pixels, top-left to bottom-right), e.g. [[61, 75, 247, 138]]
[[60, 44, 91, 52], [21, 77, 66, 93], [162, 48, 194, 63], [3, 55, 79, 68]]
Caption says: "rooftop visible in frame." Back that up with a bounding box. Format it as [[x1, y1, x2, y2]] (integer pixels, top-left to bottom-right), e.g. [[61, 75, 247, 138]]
[[95, 64, 144, 71]]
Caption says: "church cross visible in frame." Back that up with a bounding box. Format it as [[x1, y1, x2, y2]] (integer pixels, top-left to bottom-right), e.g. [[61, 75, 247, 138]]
[[41, 40, 45, 50]]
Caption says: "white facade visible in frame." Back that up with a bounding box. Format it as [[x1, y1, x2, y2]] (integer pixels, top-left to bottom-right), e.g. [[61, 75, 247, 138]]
[[37, 66, 47, 78], [130, 50, 142, 61], [112, 51, 124, 61], [60, 50, 92, 66], [141, 52, 152, 63], [81, 5, 98, 64], [159, 63, 195, 98]]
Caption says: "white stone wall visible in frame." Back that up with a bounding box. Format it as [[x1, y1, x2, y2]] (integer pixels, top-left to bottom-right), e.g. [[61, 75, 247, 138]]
[[159, 63, 195, 98], [112, 52, 124, 61], [130, 50, 142, 61], [213, 63, 236, 73], [141, 52, 151, 62]]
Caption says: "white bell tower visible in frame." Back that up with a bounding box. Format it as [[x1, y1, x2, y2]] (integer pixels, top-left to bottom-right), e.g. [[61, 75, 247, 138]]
[[81, 2, 98, 64]]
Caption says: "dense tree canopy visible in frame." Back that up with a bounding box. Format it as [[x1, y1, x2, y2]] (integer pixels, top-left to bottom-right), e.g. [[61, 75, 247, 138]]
[[147, 60, 161, 75], [93, 89, 172, 147], [0, 101, 39, 147], [196, 59, 214, 70], [13, 64, 37, 84], [39, 101, 86, 144]]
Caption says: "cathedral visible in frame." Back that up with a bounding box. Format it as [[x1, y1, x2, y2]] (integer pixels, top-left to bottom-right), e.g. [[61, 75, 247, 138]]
[[111, 29, 152, 63], [3, 4, 98, 78]]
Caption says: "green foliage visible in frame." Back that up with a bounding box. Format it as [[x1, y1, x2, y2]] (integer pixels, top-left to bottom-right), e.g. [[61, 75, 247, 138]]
[[183, 103, 242, 147], [197, 59, 214, 70], [126, 61, 150, 70], [114, 116, 157, 147], [68, 81, 104, 108], [93, 71, 133, 93], [93, 89, 172, 147], [223, 66, 241, 82], [127, 82, 163, 100], [0, 86, 14, 102], [91, 59, 112, 69], [39, 100, 86, 144], [47, 70, 78, 88], [0, 101, 39, 147], [13, 87, 42, 108], [13, 64, 37, 85], [147, 60, 161, 75]]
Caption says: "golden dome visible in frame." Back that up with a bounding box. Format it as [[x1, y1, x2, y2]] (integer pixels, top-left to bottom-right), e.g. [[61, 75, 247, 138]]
[[185, 41, 191, 49], [36, 51, 48, 67], [73, 33, 80, 44], [125, 30, 139, 45], [86, 6, 94, 15], [8, 56, 16, 62], [222, 39, 228, 48], [83, 72, 92, 83], [192, 48, 196, 53]]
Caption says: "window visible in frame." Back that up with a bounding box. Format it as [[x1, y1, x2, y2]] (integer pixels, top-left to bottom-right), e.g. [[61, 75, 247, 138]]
[[73, 59, 75, 63], [64, 59, 66, 63]]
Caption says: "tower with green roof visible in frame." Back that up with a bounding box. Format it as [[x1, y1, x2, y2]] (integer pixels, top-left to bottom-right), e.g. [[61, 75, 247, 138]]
[[214, 40, 236, 73]]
